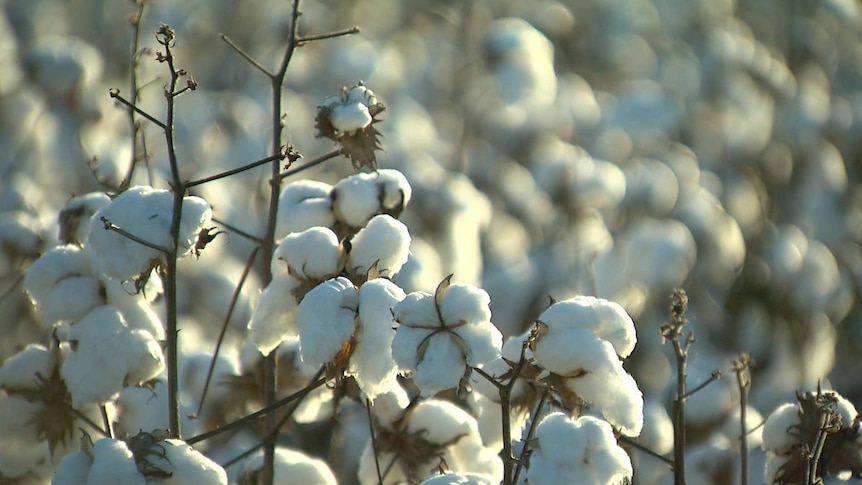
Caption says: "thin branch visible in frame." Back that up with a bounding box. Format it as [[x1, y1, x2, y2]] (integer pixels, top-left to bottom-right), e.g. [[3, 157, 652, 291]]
[[72, 408, 111, 438], [297, 26, 360, 44], [100, 216, 170, 253], [109, 88, 166, 130], [618, 435, 675, 468], [681, 369, 721, 400], [191, 247, 260, 419], [120, 0, 148, 190], [733, 354, 752, 485], [220, 34, 272, 77], [512, 385, 549, 485], [277, 149, 341, 181], [211, 216, 263, 244], [662, 288, 691, 485], [186, 152, 286, 188], [186, 375, 327, 445], [100, 405, 113, 439], [366, 398, 384, 485]]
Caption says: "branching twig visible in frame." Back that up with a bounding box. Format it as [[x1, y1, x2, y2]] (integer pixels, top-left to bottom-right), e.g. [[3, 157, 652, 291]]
[[682, 369, 721, 400], [185, 151, 288, 188], [109, 88, 166, 130], [661, 288, 692, 485], [210, 216, 263, 244], [618, 435, 675, 468], [277, 148, 341, 180], [220, 34, 272, 77], [119, 1, 148, 190], [297, 26, 360, 44]]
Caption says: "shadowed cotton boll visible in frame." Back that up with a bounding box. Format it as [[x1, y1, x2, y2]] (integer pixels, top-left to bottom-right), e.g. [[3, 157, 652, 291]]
[[23, 36, 103, 103]]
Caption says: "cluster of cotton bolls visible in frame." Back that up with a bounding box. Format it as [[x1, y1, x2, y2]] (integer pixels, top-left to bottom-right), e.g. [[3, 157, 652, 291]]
[[2, 0, 862, 483]]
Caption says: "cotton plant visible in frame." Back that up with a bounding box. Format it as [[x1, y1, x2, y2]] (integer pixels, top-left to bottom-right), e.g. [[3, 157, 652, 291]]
[[391, 276, 503, 396], [357, 398, 503, 484], [523, 413, 633, 485], [761, 388, 862, 484], [52, 431, 227, 485]]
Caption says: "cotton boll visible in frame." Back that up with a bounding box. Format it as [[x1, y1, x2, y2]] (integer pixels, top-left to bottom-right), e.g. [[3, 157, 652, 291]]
[[411, 333, 468, 396], [104, 279, 165, 340], [297, 277, 358, 367], [115, 381, 170, 438], [452, 319, 503, 367], [376, 169, 412, 214], [86, 438, 145, 484], [526, 413, 632, 485], [24, 36, 103, 101], [60, 305, 164, 408], [178, 195, 213, 257], [23, 244, 99, 323], [537, 296, 636, 358], [143, 439, 227, 485], [347, 215, 411, 278], [332, 173, 382, 227], [276, 180, 335, 238], [764, 224, 809, 283], [273, 227, 342, 279], [393, 237, 444, 293], [53, 449, 92, 484], [622, 158, 679, 216], [761, 402, 800, 454], [565, 363, 644, 437], [439, 284, 492, 328], [247, 274, 302, 356], [369, 385, 411, 429], [720, 405, 764, 449], [637, 400, 674, 456], [330, 102, 372, 133], [242, 447, 337, 485], [392, 291, 437, 329], [0, 344, 51, 390], [352, 279, 405, 400]]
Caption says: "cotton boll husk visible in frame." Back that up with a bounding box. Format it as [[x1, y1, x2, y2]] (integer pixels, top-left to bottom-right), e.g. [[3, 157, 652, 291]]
[[0, 344, 51, 390], [297, 277, 358, 367], [392, 291, 437, 328], [86, 438, 145, 484], [761, 402, 801, 453], [248, 274, 302, 356], [23, 244, 94, 315], [332, 173, 382, 227], [143, 439, 227, 485], [352, 279, 405, 400], [242, 447, 337, 485], [276, 180, 335, 238], [347, 215, 411, 277], [273, 227, 341, 279], [411, 333, 468, 396], [439, 284, 492, 327], [60, 305, 164, 408], [537, 296, 636, 358]]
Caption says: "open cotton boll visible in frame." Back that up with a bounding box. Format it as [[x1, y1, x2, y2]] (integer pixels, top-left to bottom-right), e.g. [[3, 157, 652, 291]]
[[565, 362, 644, 437], [60, 306, 164, 408], [242, 447, 337, 485], [248, 274, 302, 356], [376, 169, 412, 213], [86, 186, 212, 280], [351, 279, 405, 400], [142, 439, 227, 485], [85, 438, 146, 484], [439, 284, 492, 327], [332, 173, 383, 227], [347, 215, 410, 277], [391, 291, 437, 329], [24, 244, 101, 324], [411, 333, 468, 396], [761, 402, 801, 454], [104, 280, 164, 340], [53, 448, 93, 484], [273, 227, 341, 279], [330, 102, 372, 133], [370, 385, 411, 429], [537, 296, 636, 358], [115, 380, 170, 438], [276, 180, 335, 238], [0, 344, 51, 390], [526, 413, 632, 485], [297, 277, 358, 367]]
